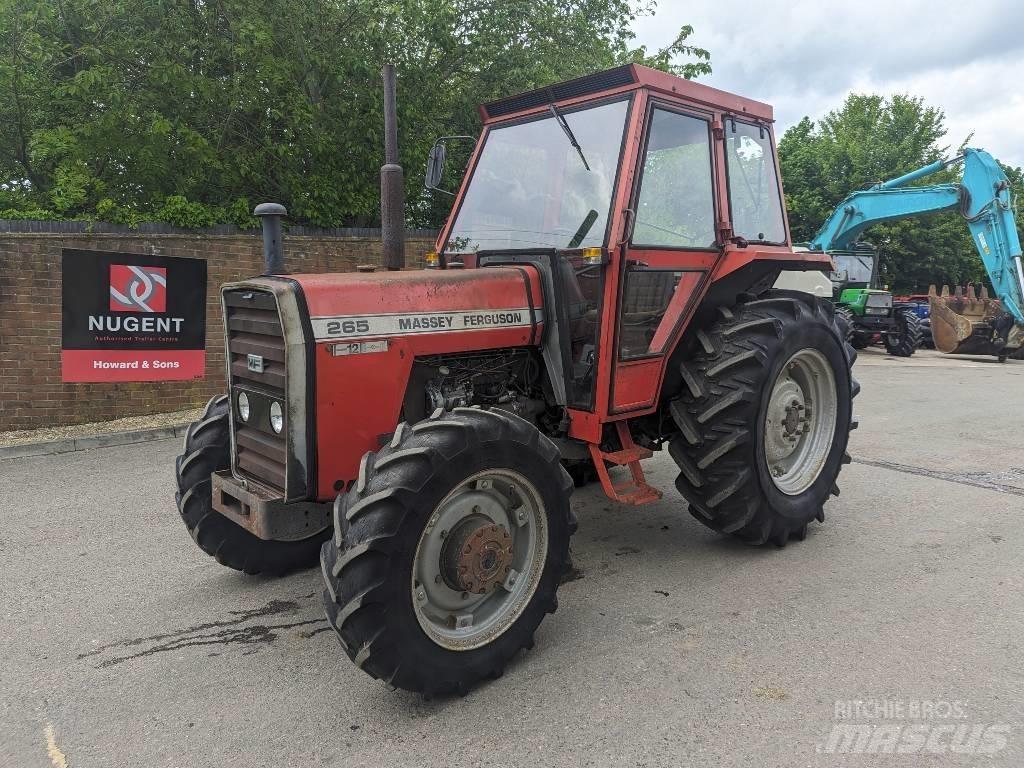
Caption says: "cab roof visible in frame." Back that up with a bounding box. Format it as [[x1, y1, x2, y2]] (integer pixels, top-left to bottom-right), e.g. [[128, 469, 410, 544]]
[[480, 64, 773, 124]]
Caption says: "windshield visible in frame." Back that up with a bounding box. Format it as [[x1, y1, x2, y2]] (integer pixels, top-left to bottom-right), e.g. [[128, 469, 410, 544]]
[[444, 98, 630, 253]]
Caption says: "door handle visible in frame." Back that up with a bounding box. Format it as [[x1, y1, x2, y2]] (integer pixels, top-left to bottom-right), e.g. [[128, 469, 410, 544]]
[[618, 208, 636, 247]]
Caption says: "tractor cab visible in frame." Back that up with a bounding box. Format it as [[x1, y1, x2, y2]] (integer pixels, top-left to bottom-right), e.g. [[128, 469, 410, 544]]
[[830, 243, 893, 316], [427, 64, 824, 434]]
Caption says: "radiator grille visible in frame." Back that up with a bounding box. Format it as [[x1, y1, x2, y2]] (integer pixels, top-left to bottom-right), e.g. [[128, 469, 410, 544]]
[[224, 289, 287, 491]]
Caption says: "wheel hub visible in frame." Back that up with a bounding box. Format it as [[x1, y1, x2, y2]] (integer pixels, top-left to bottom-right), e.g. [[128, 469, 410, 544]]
[[442, 521, 513, 594], [763, 349, 839, 495], [412, 469, 548, 651], [765, 377, 809, 463]]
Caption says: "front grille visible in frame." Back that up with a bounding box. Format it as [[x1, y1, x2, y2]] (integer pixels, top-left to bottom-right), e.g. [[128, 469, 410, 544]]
[[224, 289, 288, 491]]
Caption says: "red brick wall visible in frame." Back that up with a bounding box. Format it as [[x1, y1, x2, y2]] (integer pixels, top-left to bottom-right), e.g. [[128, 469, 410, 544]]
[[0, 226, 437, 430]]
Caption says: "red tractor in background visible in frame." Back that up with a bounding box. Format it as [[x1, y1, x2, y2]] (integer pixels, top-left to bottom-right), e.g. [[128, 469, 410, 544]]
[[175, 65, 859, 695]]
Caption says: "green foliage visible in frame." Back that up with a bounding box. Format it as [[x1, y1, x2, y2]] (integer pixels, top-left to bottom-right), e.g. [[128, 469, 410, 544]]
[[778, 93, 1024, 292], [0, 0, 708, 229]]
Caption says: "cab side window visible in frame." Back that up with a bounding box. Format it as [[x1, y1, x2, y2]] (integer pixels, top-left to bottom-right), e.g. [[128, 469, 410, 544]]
[[724, 121, 787, 244], [632, 109, 716, 249]]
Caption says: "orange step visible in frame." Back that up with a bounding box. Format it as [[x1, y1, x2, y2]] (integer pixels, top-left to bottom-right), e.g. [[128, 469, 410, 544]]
[[588, 421, 662, 506]]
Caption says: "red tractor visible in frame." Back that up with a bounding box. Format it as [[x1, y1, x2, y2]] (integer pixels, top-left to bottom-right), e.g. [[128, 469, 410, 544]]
[[175, 65, 859, 695]]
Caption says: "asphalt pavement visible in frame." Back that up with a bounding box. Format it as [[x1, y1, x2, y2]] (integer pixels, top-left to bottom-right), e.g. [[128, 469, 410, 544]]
[[2, 347, 1023, 767]]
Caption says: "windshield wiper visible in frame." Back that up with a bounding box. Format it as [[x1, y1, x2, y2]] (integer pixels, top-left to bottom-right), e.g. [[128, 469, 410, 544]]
[[549, 104, 591, 171]]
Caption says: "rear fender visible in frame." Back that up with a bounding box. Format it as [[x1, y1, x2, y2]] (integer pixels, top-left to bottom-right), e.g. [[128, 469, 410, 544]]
[[621, 255, 832, 430]]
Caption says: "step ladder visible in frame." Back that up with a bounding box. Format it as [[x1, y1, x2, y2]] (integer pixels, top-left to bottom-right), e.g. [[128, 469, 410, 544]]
[[587, 421, 662, 506]]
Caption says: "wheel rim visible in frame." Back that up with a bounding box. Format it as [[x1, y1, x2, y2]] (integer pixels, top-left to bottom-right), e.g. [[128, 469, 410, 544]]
[[412, 469, 548, 650], [763, 348, 838, 495]]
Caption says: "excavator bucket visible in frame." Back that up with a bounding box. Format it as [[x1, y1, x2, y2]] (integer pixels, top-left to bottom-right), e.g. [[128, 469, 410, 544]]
[[928, 284, 1024, 358]]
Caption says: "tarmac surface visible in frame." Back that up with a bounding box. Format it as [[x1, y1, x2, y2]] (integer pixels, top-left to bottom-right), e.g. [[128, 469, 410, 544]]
[[2, 347, 1023, 767]]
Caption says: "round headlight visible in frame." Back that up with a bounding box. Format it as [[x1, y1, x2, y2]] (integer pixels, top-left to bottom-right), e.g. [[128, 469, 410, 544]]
[[237, 392, 250, 422], [269, 401, 284, 434]]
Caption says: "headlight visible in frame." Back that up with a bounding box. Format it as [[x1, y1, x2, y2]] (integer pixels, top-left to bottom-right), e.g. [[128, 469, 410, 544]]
[[269, 401, 284, 434], [237, 392, 250, 422]]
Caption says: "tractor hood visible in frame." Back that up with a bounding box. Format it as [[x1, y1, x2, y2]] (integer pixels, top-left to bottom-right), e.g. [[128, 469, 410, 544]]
[[291, 267, 544, 345], [280, 266, 545, 499]]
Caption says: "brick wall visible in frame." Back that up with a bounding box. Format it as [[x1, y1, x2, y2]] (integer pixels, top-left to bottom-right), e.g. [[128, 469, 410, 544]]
[[0, 222, 437, 431]]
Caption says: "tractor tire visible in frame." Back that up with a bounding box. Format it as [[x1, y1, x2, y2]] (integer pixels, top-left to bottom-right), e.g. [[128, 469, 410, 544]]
[[883, 308, 922, 357], [175, 395, 328, 575], [667, 290, 858, 546], [851, 333, 873, 350], [321, 407, 575, 696], [834, 306, 855, 345]]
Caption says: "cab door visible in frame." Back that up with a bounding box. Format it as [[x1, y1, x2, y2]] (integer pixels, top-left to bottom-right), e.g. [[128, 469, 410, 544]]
[[610, 102, 721, 413]]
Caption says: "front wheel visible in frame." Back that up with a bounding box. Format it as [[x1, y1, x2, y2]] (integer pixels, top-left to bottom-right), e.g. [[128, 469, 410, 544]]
[[320, 407, 575, 696], [668, 290, 859, 545], [884, 308, 922, 357], [175, 395, 327, 575]]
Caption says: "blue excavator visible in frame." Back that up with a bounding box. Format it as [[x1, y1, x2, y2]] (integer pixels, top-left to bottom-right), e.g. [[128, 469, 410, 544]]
[[805, 147, 1024, 360]]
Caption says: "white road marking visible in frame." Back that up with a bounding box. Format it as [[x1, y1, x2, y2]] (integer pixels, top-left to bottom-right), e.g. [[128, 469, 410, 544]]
[[45, 724, 69, 768]]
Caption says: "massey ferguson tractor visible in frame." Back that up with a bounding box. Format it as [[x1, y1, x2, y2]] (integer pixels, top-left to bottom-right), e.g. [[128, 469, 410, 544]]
[[175, 65, 859, 695]]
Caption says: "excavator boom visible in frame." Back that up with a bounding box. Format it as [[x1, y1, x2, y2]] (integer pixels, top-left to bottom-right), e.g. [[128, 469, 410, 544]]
[[809, 148, 1024, 358]]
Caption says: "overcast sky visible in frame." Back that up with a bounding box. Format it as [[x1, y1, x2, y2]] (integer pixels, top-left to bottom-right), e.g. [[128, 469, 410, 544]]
[[632, 0, 1024, 167]]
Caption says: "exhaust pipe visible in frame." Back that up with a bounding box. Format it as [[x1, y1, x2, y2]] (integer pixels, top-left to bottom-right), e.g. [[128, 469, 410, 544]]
[[254, 202, 287, 274], [380, 64, 405, 271]]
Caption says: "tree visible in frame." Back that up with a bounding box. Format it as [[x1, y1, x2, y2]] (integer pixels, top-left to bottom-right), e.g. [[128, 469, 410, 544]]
[[0, 0, 709, 228], [778, 93, 1022, 291]]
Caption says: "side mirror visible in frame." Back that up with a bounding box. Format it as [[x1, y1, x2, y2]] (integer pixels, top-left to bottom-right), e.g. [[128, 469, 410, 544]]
[[425, 143, 447, 190]]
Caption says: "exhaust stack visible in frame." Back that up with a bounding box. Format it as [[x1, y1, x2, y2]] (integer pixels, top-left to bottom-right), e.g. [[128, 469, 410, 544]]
[[254, 202, 287, 274], [380, 64, 405, 271]]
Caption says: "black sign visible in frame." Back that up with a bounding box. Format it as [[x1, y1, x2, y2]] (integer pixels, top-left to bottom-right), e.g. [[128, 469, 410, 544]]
[[61, 249, 207, 382]]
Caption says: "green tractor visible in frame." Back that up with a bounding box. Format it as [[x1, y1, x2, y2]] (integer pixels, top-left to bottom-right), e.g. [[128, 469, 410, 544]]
[[830, 244, 922, 356]]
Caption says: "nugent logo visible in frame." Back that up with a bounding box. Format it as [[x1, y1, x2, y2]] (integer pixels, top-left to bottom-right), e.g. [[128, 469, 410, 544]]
[[62, 249, 207, 382], [110, 264, 167, 312]]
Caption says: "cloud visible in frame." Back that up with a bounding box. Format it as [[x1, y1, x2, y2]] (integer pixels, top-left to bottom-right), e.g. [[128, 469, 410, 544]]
[[633, 0, 1024, 166]]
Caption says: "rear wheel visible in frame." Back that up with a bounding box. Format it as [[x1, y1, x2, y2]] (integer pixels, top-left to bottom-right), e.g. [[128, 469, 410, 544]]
[[320, 407, 575, 695], [175, 395, 327, 575], [884, 308, 922, 357], [667, 290, 858, 545]]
